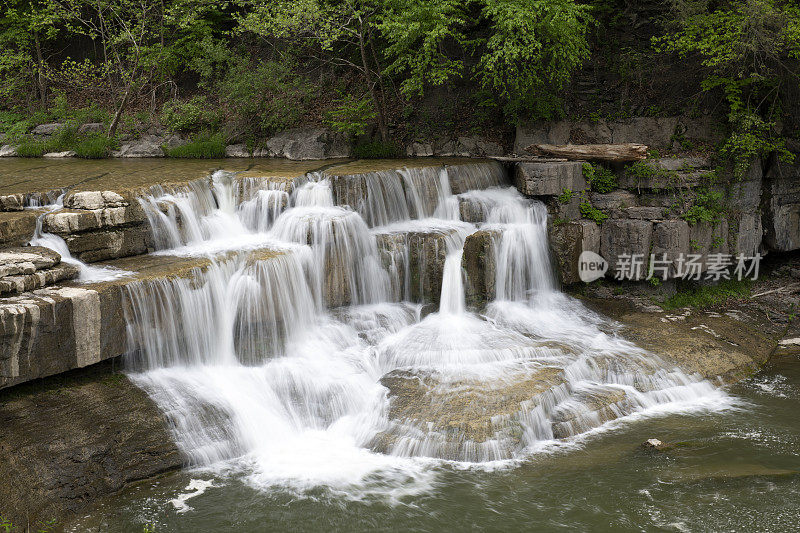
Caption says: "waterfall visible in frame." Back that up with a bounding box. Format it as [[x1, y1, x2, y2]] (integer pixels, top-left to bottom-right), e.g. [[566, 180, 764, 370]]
[[119, 160, 727, 489]]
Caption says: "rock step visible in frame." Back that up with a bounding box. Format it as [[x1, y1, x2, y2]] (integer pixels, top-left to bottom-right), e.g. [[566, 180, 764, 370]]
[[0, 246, 79, 296]]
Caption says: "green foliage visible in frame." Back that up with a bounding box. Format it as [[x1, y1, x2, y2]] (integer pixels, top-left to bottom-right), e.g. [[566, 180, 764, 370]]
[[15, 124, 79, 157], [217, 59, 314, 137], [682, 188, 725, 225], [353, 140, 401, 159], [74, 133, 118, 158], [558, 188, 575, 204], [655, 0, 800, 176], [579, 193, 608, 224], [324, 94, 377, 137], [0, 515, 11, 533], [161, 96, 220, 133], [583, 162, 617, 193], [659, 279, 752, 310], [380, 0, 592, 121], [164, 132, 225, 158]]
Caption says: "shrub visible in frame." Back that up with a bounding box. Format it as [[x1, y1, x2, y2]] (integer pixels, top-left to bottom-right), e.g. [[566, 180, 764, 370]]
[[161, 96, 220, 133], [583, 162, 617, 193], [74, 134, 118, 158], [558, 188, 575, 204], [15, 124, 80, 157], [324, 94, 377, 137], [682, 188, 725, 225], [165, 133, 226, 158], [579, 194, 608, 224], [353, 140, 401, 159]]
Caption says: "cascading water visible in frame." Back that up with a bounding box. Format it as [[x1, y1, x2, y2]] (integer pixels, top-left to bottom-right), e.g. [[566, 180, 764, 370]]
[[122, 161, 728, 495]]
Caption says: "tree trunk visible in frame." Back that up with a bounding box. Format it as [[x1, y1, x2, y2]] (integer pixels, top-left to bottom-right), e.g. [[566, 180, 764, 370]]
[[33, 32, 47, 107], [358, 21, 389, 143], [524, 143, 649, 162], [108, 85, 131, 137]]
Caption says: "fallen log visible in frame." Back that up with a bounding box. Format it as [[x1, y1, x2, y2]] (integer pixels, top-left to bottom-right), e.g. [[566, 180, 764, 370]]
[[524, 143, 649, 163]]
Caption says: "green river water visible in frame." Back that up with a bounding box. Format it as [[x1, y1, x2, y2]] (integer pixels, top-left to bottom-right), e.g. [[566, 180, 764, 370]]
[[69, 355, 800, 532]]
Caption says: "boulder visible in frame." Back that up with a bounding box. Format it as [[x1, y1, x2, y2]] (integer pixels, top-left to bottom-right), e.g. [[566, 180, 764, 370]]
[[264, 128, 351, 160], [0, 211, 38, 247], [77, 122, 105, 134], [113, 134, 167, 158], [548, 220, 601, 284], [31, 123, 64, 135], [42, 150, 76, 158], [514, 161, 586, 196], [600, 219, 653, 279], [0, 194, 24, 211], [225, 144, 250, 158], [406, 142, 434, 157], [64, 191, 128, 210], [0, 144, 17, 157]]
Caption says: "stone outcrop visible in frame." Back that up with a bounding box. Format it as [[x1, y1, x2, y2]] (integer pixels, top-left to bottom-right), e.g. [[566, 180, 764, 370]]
[[619, 156, 714, 190], [42, 193, 152, 262], [763, 159, 800, 252], [462, 229, 500, 309], [406, 136, 503, 158], [0, 363, 182, 528], [31, 122, 64, 135], [112, 133, 185, 158], [0, 211, 38, 247], [600, 219, 653, 280], [514, 161, 586, 196], [225, 144, 250, 158], [43, 150, 77, 158], [77, 122, 105, 134], [257, 128, 350, 160], [548, 221, 600, 284], [0, 247, 79, 296]]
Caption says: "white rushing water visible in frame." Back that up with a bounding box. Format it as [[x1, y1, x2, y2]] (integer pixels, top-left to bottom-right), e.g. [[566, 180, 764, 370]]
[[122, 162, 729, 496]]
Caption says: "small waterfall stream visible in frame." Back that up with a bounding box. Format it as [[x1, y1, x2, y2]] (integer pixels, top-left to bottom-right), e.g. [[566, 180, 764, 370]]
[[121, 162, 726, 492]]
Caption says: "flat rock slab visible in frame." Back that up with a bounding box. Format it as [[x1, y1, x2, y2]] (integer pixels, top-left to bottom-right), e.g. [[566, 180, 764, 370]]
[[0, 363, 182, 528]]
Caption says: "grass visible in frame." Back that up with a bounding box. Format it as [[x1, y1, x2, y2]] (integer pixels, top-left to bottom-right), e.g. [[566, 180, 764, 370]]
[[74, 133, 119, 158], [13, 123, 118, 158], [658, 278, 752, 310], [164, 133, 226, 158]]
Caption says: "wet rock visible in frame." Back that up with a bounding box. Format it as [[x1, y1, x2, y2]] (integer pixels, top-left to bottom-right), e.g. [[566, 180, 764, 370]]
[[0, 193, 24, 211], [642, 438, 665, 449], [31, 122, 64, 135], [462, 229, 500, 309], [0, 364, 182, 528], [0, 144, 17, 157], [548, 220, 601, 285], [77, 122, 105, 134], [448, 161, 507, 194], [600, 219, 653, 279], [43, 204, 146, 234], [42, 150, 77, 158], [0, 247, 79, 296], [373, 366, 565, 461], [263, 127, 350, 160], [376, 230, 452, 305], [225, 144, 250, 158], [514, 161, 586, 196]]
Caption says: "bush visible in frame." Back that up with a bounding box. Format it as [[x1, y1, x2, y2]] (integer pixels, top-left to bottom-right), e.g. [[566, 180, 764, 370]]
[[74, 134, 118, 158], [165, 133, 226, 158], [324, 94, 376, 137], [161, 96, 220, 133], [660, 279, 752, 310], [682, 188, 725, 225], [217, 59, 314, 138], [353, 140, 401, 159], [583, 162, 617, 193], [579, 194, 608, 224]]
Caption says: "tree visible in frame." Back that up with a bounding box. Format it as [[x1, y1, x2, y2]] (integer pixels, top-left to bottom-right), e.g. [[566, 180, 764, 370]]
[[235, 0, 391, 141], [655, 0, 800, 175], [379, 0, 593, 121]]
